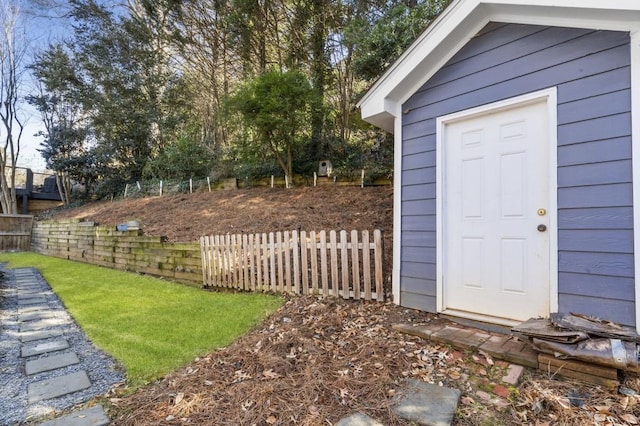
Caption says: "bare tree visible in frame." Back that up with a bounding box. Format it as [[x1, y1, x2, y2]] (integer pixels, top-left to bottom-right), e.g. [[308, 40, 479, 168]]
[[0, 1, 27, 214]]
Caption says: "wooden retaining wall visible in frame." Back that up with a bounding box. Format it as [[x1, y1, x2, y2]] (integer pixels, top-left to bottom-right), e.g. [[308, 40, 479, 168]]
[[0, 214, 33, 251], [31, 220, 201, 285]]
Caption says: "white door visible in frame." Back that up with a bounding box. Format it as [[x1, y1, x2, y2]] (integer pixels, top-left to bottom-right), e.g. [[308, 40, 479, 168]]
[[442, 98, 550, 323]]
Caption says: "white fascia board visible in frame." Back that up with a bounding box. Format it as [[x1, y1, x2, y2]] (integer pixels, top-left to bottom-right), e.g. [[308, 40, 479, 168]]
[[487, 0, 640, 11], [487, 5, 640, 32]]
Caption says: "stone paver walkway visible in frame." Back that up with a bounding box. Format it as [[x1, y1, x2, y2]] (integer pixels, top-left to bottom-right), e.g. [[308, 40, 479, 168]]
[[2, 267, 111, 425]]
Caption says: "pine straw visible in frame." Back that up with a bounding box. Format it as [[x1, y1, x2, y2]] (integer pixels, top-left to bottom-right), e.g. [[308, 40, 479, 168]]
[[106, 296, 640, 425]]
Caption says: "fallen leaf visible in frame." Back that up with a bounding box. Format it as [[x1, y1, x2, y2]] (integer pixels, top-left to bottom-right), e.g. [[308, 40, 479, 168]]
[[593, 413, 607, 422], [174, 392, 184, 405], [460, 396, 475, 405], [262, 369, 281, 379], [621, 414, 639, 424], [308, 405, 320, 415], [266, 415, 277, 424], [594, 405, 613, 415]]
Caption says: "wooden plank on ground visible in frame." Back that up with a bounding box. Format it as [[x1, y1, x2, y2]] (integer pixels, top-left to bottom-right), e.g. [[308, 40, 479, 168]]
[[538, 354, 618, 379]]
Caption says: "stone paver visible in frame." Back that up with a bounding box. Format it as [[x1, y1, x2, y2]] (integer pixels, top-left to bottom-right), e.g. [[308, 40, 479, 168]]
[[25, 352, 81, 375], [19, 287, 46, 293], [22, 339, 70, 357], [392, 379, 460, 426], [38, 405, 110, 426], [19, 305, 50, 314], [19, 311, 54, 322], [28, 370, 91, 403], [18, 297, 48, 306], [336, 412, 384, 426], [20, 329, 64, 342], [20, 318, 66, 332]]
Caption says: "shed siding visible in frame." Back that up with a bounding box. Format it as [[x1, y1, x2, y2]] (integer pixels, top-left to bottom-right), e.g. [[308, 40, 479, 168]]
[[400, 23, 633, 325]]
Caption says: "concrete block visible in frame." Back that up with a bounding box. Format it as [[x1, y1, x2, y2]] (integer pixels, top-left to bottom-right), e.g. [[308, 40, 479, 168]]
[[392, 379, 461, 426]]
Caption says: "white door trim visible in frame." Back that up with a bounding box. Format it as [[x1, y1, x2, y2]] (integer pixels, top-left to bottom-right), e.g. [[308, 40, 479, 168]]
[[435, 88, 559, 322]]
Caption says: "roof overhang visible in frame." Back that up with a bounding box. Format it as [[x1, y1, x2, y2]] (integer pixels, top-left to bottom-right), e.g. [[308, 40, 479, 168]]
[[358, 0, 640, 133]]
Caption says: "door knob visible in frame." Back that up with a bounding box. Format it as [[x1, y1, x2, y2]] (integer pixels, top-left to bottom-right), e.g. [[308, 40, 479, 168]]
[[537, 224, 547, 232]]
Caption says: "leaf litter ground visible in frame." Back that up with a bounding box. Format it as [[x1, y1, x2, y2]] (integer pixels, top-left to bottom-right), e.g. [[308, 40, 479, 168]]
[[104, 296, 640, 425], [44, 186, 640, 425]]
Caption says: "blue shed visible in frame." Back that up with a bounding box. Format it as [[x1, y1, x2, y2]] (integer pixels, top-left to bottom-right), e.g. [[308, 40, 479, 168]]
[[358, 0, 640, 328]]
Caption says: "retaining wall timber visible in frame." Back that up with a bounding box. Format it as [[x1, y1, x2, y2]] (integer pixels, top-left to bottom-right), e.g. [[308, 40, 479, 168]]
[[31, 220, 202, 286]]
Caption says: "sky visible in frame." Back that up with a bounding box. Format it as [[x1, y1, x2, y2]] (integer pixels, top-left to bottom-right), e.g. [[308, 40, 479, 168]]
[[16, 1, 71, 172]]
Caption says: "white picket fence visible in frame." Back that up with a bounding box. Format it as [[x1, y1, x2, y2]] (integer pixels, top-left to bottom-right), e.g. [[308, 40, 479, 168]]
[[200, 229, 384, 300]]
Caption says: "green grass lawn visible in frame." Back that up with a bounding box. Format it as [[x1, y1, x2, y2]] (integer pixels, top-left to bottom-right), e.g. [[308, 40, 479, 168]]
[[0, 252, 283, 388]]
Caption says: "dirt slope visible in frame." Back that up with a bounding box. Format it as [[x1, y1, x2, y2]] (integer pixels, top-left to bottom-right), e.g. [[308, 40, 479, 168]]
[[44, 186, 393, 244]]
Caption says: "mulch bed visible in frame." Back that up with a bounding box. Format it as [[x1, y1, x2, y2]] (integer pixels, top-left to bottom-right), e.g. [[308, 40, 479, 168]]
[[105, 296, 640, 425]]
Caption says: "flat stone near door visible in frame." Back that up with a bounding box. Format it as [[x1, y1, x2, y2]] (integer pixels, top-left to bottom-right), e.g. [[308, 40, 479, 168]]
[[25, 352, 80, 375], [21, 339, 69, 357], [336, 412, 384, 426], [39, 405, 109, 426], [392, 379, 461, 426], [28, 370, 91, 403]]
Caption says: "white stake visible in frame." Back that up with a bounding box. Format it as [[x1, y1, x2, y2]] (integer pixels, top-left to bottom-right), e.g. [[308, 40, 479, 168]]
[[271, 175, 274, 188], [361, 169, 365, 188], [124, 184, 129, 198], [207, 176, 211, 192], [314, 172, 317, 187], [285, 174, 289, 189], [189, 178, 193, 193], [160, 180, 163, 196]]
